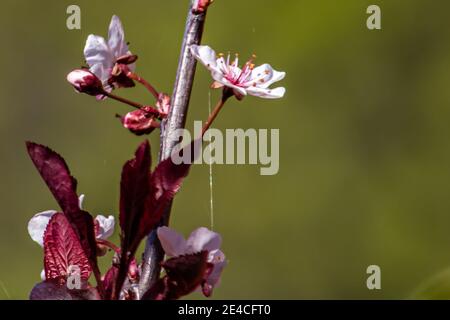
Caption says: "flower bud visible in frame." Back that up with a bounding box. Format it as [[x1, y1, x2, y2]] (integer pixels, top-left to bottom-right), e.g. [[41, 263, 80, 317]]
[[128, 259, 139, 283], [118, 108, 160, 136], [156, 93, 171, 118], [193, 0, 213, 13], [67, 69, 103, 96]]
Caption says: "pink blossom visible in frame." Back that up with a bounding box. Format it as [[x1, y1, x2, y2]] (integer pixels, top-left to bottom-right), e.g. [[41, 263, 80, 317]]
[[157, 226, 226, 296], [28, 195, 115, 248], [190, 45, 286, 100], [83, 15, 136, 95]]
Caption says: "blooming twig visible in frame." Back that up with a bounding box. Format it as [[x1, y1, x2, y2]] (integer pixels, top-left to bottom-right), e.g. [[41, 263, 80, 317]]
[[27, 0, 286, 301], [139, 1, 210, 295]]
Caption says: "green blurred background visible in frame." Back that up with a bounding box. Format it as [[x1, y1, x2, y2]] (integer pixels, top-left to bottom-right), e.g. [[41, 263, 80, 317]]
[[1, 0, 450, 299]]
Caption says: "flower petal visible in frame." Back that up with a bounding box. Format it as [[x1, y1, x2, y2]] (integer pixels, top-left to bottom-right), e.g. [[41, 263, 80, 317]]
[[78, 194, 85, 209], [89, 62, 111, 86], [84, 34, 113, 69], [157, 226, 188, 257], [190, 45, 219, 72], [206, 249, 226, 287], [108, 15, 129, 59], [263, 69, 286, 88], [27, 210, 57, 247], [246, 86, 286, 99], [95, 215, 115, 240], [248, 64, 286, 89], [84, 34, 114, 85], [186, 227, 222, 253]]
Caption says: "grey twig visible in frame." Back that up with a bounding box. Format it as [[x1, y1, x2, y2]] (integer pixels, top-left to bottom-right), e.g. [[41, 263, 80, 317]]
[[138, 1, 209, 296]]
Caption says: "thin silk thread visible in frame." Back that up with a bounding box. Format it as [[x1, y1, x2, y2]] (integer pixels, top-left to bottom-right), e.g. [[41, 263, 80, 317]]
[[208, 90, 214, 230]]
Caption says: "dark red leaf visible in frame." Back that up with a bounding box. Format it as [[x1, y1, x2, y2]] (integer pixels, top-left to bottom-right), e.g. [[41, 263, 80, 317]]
[[123, 146, 192, 256], [102, 265, 119, 300], [142, 251, 212, 300], [26, 142, 79, 215], [70, 210, 102, 290], [117, 141, 195, 298], [30, 280, 100, 300], [121, 140, 197, 253], [152, 157, 191, 201], [137, 158, 191, 243], [138, 141, 197, 243], [116, 141, 152, 297], [26, 142, 101, 293], [119, 141, 152, 255], [43, 213, 91, 281]]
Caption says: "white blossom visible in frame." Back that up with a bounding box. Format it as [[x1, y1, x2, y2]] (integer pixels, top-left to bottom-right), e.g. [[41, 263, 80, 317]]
[[191, 45, 286, 99]]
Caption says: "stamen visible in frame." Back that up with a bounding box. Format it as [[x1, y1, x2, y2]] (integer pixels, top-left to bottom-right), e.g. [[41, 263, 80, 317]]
[[234, 52, 257, 84]]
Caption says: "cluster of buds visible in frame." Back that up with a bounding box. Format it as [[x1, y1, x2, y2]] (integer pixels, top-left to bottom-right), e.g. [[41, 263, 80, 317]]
[[66, 16, 170, 136]]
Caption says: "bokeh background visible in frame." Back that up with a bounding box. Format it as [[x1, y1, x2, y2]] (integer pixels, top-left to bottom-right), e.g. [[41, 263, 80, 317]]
[[1, 0, 450, 299]]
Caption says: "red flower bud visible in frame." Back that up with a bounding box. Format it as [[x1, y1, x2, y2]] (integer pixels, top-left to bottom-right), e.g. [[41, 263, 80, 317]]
[[156, 93, 171, 118], [118, 108, 160, 136], [128, 259, 139, 283], [67, 69, 103, 96], [193, 0, 213, 13]]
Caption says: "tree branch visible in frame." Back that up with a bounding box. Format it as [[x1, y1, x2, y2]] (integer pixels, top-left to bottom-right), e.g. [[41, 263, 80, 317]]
[[138, 1, 209, 295]]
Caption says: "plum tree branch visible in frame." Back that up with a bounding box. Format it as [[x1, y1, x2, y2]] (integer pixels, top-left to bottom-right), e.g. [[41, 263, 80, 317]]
[[138, 1, 209, 295]]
